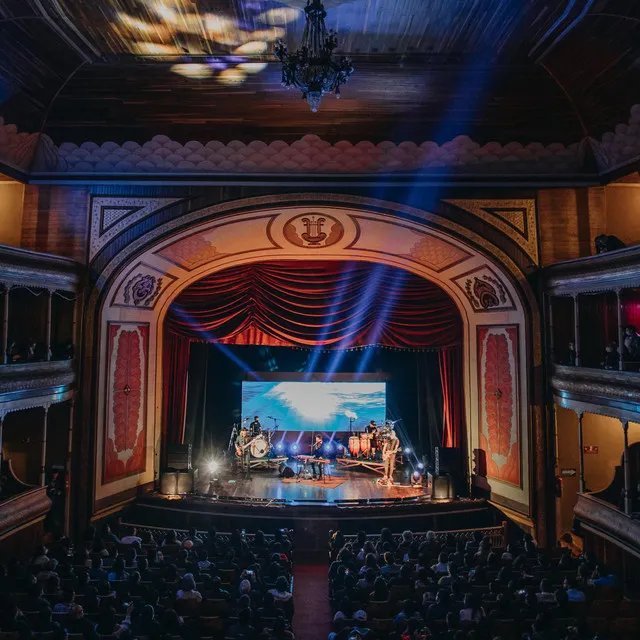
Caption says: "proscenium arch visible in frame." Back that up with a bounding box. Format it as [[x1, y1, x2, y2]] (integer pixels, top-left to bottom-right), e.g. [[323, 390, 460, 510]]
[[86, 194, 539, 527]]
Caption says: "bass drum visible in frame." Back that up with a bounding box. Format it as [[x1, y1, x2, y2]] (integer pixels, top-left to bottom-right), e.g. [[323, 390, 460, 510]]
[[250, 435, 269, 458]]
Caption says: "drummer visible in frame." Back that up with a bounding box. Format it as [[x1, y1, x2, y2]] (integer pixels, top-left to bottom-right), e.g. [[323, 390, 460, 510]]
[[366, 420, 378, 459], [249, 415, 262, 437]]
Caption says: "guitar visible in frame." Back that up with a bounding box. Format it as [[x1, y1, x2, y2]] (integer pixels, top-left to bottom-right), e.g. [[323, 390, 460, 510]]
[[235, 439, 253, 457], [382, 443, 399, 460]]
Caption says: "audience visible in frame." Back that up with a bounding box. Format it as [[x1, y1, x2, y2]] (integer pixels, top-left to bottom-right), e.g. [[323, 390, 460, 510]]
[[327, 527, 627, 640], [0, 524, 294, 640]]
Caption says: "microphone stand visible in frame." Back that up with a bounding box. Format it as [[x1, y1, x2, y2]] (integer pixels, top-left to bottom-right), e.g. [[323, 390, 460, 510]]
[[227, 423, 238, 454]]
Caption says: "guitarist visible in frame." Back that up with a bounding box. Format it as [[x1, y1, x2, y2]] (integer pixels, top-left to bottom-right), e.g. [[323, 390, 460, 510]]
[[235, 425, 251, 472], [381, 430, 400, 485]]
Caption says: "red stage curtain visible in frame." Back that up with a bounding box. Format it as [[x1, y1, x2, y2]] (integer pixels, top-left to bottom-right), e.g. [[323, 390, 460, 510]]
[[439, 346, 463, 448], [166, 261, 462, 349], [162, 331, 191, 448], [164, 261, 464, 448]]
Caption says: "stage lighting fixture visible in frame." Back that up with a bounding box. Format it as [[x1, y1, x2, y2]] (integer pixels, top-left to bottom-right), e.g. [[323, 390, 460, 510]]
[[206, 460, 218, 474], [404, 447, 412, 454], [291, 443, 299, 452], [417, 462, 425, 470], [276, 442, 284, 451], [411, 471, 423, 486]]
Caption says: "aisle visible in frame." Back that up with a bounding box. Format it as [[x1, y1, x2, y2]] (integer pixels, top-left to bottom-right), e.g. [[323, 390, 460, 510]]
[[293, 564, 332, 640]]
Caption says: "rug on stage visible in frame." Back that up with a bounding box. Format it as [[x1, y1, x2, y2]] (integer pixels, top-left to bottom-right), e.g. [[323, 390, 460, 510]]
[[281, 477, 347, 489]]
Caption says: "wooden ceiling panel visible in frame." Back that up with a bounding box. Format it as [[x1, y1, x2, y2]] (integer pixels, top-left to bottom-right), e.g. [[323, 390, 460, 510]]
[[0, 0, 638, 149]]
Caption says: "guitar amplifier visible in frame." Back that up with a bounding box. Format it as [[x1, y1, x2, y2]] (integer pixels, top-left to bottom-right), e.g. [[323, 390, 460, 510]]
[[166, 444, 192, 471]]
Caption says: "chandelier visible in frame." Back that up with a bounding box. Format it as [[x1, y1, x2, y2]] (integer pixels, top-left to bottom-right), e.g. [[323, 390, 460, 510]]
[[274, 0, 354, 113]]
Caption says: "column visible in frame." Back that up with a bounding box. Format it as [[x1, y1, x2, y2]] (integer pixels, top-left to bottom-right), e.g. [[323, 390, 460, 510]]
[[1, 285, 9, 364], [622, 420, 632, 515], [45, 290, 53, 361], [547, 295, 555, 364], [616, 289, 624, 371], [577, 412, 585, 493], [0, 412, 5, 465], [573, 295, 581, 367], [64, 399, 74, 535], [41, 405, 49, 487], [71, 293, 79, 359]]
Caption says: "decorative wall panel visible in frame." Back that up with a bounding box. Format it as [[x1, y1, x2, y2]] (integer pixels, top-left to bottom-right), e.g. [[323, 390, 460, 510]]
[[478, 325, 521, 486], [103, 323, 149, 484], [444, 199, 539, 265], [452, 266, 515, 312], [90, 197, 180, 261]]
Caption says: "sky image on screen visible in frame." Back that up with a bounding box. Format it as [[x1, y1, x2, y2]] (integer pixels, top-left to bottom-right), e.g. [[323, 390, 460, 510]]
[[241, 381, 386, 432]]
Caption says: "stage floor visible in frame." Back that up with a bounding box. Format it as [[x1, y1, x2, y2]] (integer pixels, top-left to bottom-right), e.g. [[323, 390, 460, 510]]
[[200, 467, 428, 504]]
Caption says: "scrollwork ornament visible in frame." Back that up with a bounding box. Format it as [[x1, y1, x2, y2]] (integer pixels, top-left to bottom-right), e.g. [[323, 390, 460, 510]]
[[123, 274, 163, 307]]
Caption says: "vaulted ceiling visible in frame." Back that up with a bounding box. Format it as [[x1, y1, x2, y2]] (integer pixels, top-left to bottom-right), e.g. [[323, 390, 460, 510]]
[[0, 0, 639, 147]]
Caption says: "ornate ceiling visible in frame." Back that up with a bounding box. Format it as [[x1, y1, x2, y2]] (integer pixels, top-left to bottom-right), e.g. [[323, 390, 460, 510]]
[[0, 0, 639, 173]]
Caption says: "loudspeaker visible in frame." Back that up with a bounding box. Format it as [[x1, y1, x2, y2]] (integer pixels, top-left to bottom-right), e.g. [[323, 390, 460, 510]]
[[166, 444, 192, 471], [432, 475, 455, 500], [160, 470, 193, 495]]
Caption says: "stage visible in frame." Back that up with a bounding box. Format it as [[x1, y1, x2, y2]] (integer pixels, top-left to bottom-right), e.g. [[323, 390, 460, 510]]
[[201, 468, 427, 503], [129, 459, 493, 553]]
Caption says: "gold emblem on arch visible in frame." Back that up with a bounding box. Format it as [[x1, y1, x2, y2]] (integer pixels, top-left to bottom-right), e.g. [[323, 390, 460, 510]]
[[283, 213, 345, 249]]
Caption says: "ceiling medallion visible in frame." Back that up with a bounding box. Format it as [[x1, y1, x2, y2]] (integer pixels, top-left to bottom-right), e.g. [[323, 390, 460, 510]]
[[274, 0, 354, 113]]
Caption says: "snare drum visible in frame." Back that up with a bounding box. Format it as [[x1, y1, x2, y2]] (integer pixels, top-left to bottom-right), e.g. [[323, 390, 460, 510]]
[[348, 435, 361, 458]]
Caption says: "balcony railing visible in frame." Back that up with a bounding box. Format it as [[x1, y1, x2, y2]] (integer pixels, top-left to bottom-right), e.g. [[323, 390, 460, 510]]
[[0, 359, 75, 402], [552, 364, 640, 417], [574, 493, 640, 557]]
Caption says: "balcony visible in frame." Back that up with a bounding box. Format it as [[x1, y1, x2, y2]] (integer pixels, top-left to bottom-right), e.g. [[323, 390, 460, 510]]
[[574, 493, 640, 559], [0, 359, 75, 403], [552, 365, 640, 418]]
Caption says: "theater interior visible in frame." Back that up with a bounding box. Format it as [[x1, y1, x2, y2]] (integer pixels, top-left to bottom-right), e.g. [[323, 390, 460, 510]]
[[1, 1, 640, 639]]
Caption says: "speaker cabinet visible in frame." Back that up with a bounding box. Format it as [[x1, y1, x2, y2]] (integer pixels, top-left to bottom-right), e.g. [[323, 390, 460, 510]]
[[166, 444, 192, 471], [432, 475, 455, 500], [160, 470, 193, 495]]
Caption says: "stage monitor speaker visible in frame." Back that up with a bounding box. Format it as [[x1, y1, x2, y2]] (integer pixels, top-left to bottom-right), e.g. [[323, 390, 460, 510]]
[[166, 444, 192, 471], [432, 475, 455, 500], [160, 470, 193, 495], [434, 446, 460, 475]]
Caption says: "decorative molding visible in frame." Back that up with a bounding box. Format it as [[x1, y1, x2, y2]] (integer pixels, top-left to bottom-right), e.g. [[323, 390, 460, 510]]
[[0, 360, 75, 398], [404, 232, 472, 272], [574, 493, 640, 559], [157, 233, 226, 270], [0, 487, 51, 539], [0, 245, 81, 291], [90, 197, 181, 262], [444, 199, 539, 265], [282, 213, 344, 249], [111, 263, 174, 310], [478, 325, 521, 487], [452, 265, 515, 312], [552, 365, 640, 419], [544, 245, 640, 295], [103, 323, 149, 485]]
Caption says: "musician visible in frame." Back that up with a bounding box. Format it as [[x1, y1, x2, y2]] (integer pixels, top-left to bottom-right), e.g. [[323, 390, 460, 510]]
[[366, 420, 378, 459], [235, 426, 251, 471], [311, 434, 325, 480], [249, 416, 262, 437], [382, 430, 400, 484]]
